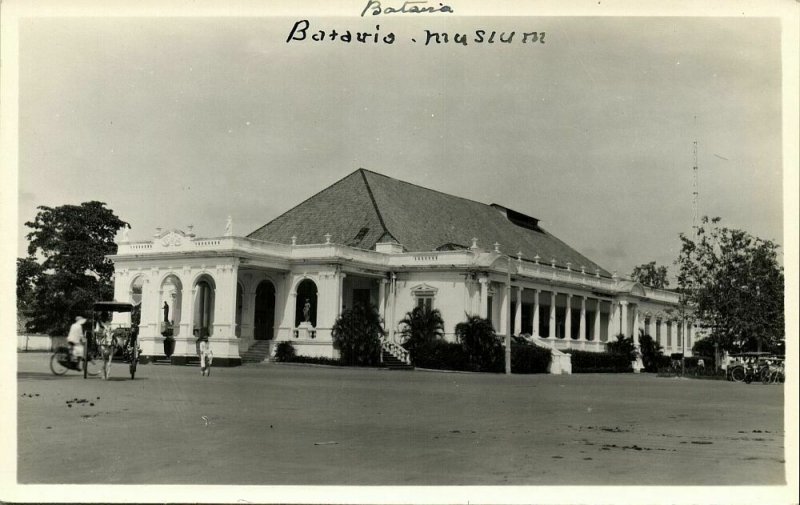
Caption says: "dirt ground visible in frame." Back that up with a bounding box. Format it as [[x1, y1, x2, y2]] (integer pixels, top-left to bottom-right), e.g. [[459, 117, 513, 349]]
[[15, 352, 785, 486]]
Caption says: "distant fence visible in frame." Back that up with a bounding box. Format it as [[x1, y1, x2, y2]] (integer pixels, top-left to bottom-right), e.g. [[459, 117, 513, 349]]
[[17, 334, 65, 352]]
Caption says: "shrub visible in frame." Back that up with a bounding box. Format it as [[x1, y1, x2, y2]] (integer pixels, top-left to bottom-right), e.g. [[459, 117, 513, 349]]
[[567, 350, 632, 373], [285, 355, 343, 366], [413, 340, 471, 371], [607, 334, 636, 362], [510, 343, 551, 374], [399, 306, 445, 364], [638, 331, 665, 372], [274, 341, 296, 362], [331, 303, 384, 366], [455, 315, 503, 372]]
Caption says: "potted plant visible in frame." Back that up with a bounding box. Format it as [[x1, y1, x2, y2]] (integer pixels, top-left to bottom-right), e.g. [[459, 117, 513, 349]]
[[162, 321, 175, 357]]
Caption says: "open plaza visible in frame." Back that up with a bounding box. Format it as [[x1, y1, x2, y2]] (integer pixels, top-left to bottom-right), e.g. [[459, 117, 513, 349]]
[[16, 352, 784, 486]]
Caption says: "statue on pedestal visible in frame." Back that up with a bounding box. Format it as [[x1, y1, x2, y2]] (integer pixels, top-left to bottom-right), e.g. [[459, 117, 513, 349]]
[[163, 301, 170, 323], [303, 299, 311, 323]]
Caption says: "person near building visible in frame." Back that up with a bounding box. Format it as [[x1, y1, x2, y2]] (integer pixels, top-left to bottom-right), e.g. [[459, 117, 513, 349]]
[[67, 316, 87, 367]]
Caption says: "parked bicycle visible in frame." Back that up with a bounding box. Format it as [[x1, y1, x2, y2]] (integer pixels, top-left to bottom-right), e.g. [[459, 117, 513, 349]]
[[760, 360, 785, 385]]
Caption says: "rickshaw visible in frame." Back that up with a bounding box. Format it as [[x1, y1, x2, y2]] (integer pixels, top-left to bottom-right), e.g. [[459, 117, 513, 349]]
[[727, 352, 772, 383], [86, 301, 140, 380]]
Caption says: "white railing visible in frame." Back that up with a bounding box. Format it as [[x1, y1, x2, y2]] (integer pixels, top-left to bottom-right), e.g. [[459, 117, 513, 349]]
[[115, 235, 679, 306], [381, 338, 410, 364]]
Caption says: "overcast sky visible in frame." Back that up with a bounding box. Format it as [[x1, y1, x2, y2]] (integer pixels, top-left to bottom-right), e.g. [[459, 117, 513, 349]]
[[17, 15, 783, 280]]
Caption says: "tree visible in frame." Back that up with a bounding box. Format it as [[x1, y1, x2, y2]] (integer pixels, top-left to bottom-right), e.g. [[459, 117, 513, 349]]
[[676, 216, 784, 353], [455, 315, 503, 372], [637, 330, 665, 372], [16, 257, 40, 310], [331, 303, 384, 366], [607, 334, 636, 362], [398, 306, 445, 363], [19, 202, 128, 335], [631, 261, 669, 289]]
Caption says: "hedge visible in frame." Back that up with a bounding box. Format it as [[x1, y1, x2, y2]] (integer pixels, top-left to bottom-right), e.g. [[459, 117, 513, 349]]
[[566, 350, 632, 373], [413, 340, 551, 374], [510, 343, 551, 374], [413, 340, 471, 371], [274, 342, 343, 366]]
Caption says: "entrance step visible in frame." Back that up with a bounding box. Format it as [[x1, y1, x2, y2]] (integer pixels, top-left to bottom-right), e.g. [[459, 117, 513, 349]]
[[381, 350, 414, 371], [242, 340, 273, 364]]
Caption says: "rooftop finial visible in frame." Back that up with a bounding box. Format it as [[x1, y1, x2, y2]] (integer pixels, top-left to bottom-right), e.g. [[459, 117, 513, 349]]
[[324, 233, 332, 244], [470, 237, 478, 250], [494, 242, 501, 253], [291, 235, 297, 246]]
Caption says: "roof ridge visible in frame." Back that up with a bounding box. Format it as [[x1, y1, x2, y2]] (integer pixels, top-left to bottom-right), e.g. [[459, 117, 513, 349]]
[[361, 168, 517, 217], [359, 169, 390, 238], [247, 169, 366, 237]]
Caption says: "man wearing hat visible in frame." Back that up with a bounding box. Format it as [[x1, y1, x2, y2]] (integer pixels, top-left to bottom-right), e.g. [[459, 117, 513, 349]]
[[67, 316, 87, 368]]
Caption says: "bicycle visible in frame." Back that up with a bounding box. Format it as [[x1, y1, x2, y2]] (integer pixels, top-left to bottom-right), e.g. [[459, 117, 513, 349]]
[[49, 345, 101, 377], [760, 363, 785, 384]]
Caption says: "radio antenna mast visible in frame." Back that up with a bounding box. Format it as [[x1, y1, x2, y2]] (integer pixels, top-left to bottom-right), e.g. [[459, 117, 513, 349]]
[[692, 116, 699, 235]]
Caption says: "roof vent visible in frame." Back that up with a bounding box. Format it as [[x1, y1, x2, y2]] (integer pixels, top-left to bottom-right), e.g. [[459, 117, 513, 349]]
[[492, 204, 542, 231]]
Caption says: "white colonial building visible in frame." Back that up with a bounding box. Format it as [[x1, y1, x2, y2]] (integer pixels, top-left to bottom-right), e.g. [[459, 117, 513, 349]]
[[108, 169, 698, 368]]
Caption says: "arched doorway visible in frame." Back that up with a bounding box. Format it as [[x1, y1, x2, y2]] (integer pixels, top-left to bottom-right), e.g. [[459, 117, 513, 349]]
[[295, 279, 318, 327], [194, 276, 215, 337], [159, 274, 183, 336], [254, 280, 276, 340]]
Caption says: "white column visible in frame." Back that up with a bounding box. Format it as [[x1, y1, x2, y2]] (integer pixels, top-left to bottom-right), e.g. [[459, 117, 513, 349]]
[[620, 301, 629, 338], [645, 315, 654, 340], [479, 277, 489, 319], [578, 296, 586, 341], [514, 286, 523, 335], [499, 282, 510, 335], [549, 291, 557, 339], [378, 278, 387, 322], [532, 289, 540, 338], [593, 299, 601, 342], [564, 294, 572, 340], [389, 273, 398, 343], [608, 301, 617, 341], [179, 275, 194, 338], [632, 305, 640, 347]]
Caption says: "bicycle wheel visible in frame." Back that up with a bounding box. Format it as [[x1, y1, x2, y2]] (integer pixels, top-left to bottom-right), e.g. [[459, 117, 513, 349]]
[[730, 366, 745, 382], [84, 357, 101, 377], [50, 352, 69, 376]]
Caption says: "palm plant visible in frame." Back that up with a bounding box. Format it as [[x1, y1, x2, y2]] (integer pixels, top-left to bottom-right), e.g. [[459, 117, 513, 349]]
[[398, 306, 445, 363], [455, 315, 502, 372], [332, 303, 384, 366]]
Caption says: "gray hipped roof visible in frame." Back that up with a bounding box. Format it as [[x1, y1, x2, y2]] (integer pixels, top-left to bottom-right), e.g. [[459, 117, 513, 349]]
[[247, 169, 611, 276]]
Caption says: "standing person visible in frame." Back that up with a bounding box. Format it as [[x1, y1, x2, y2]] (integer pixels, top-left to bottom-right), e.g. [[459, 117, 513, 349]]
[[67, 316, 87, 367], [196, 331, 212, 376]]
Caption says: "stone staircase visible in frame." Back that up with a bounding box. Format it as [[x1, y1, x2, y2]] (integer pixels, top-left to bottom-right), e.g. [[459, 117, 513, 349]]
[[241, 340, 273, 364], [380, 339, 414, 370], [381, 350, 414, 370]]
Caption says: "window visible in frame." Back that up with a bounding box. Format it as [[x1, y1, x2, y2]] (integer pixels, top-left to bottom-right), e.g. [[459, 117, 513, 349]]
[[416, 294, 434, 311], [410, 284, 437, 312]]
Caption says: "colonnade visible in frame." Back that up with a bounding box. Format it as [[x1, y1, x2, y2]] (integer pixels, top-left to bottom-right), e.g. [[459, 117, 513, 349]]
[[471, 276, 694, 352]]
